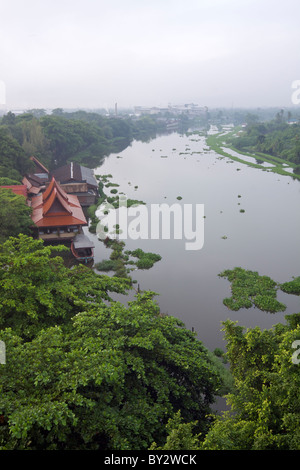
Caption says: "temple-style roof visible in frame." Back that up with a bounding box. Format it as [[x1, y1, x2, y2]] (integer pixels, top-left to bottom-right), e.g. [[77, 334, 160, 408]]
[[31, 177, 87, 227]]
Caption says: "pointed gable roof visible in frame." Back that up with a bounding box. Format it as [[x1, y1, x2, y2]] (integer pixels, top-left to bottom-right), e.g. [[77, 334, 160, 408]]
[[43, 187, 72, 216], [31, 177, 87, 227]]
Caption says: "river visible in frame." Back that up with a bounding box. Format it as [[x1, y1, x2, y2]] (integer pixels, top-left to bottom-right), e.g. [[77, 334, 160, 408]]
[[85, 128, 300, 352]]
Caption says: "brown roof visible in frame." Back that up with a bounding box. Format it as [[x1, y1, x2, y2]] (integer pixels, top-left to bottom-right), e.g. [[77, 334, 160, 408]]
[[31, 177, 87, 227], [22, 176, 43, 195], [51, 162, 98, 188]]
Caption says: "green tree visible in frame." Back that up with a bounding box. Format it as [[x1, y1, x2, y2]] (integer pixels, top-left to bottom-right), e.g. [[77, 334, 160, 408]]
[[150, 411, 201, 450], [0, 235, 224, 450], [0, 294, 222, 450], [201, 315, 300, 450], [0, 235, 130, 339], [0, 189, 33, 243], [0, 131, 33, 179], [1, 111, 16, 126]]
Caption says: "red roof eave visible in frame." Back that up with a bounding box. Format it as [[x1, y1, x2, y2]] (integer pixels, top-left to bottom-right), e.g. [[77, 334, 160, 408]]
[[33, 215, 87, 227]]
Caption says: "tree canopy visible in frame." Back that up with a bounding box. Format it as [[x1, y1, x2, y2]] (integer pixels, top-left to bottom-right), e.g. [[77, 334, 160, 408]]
[[0, 131, 33, 180], [0, 110, 169, 173], [0, 189, 32, 244], [200, 315, 300, 450], [0, 235, 224, 450]]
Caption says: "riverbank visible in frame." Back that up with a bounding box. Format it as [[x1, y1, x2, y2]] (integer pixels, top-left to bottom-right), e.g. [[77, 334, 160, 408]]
[[206, 128, 300, 180]]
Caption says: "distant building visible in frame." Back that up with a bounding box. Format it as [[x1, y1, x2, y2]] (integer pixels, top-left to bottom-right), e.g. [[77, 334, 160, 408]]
[[134, 103, 208, 121], [31, 177, 87, 242]]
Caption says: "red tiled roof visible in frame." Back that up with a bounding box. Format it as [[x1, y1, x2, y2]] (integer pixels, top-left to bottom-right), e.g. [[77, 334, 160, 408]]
[[0, 185, 28, 198], [43, 187, 72, 216], [31, 177, 87, 227]]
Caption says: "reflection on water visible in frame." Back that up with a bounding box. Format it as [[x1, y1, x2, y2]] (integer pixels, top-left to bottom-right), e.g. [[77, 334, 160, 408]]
[[85, 130, 300, 351]]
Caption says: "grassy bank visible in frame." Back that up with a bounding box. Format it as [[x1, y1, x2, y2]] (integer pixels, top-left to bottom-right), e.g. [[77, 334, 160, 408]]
[[206, 131, 300, 180]]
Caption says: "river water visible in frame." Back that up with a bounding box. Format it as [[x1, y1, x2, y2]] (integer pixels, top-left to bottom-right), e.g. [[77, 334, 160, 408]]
[[86, 129, 300, 352]]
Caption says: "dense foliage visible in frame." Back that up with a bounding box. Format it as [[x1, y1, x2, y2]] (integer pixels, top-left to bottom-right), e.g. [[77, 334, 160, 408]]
[[0, 235, 224, 450], [229, 118, 300, 168], [0, 129, 33, 180], [0, 110, 170, 173], [0, 189, 33, 243], [200, 315, 300, 450], [154, 314, 300, 451]]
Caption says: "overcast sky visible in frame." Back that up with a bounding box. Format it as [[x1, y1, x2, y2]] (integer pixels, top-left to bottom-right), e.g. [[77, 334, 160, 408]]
[[1, 0, 300, 110]]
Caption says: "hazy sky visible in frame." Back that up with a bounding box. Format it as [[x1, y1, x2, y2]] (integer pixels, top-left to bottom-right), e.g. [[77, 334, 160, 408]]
[[1, 0, 300, 110]]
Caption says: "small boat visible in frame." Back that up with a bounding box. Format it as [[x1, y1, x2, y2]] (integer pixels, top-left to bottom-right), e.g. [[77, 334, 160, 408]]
[[71, 233, 95, 263]]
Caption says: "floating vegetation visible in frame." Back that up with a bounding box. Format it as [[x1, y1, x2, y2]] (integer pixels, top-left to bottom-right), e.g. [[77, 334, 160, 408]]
[[239, 209, 245, 213], [94, 259, 119, 272], [176, 196, 182, 200], [221, 235, 228, 239], [127, 248, 162, 270], [92, 174, 160, 280], [95, 239, 128, 278], [219, 267, 287, 313], [280, 277, 300, 295], [96, 242, 162, 278]]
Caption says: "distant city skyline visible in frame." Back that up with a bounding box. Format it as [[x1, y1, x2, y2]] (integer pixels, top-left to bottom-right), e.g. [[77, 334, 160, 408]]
[[1, 0, 300, 111]]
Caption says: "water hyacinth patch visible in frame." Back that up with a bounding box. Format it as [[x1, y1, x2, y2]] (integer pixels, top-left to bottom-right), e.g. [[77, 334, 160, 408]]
[[219, 267, 287, 313]]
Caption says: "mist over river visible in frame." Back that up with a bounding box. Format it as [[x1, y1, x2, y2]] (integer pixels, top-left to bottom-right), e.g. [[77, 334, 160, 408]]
[[86, 129, 300, 352]]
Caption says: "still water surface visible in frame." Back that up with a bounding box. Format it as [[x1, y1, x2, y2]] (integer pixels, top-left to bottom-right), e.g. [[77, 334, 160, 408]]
[[86, 130, 300, 351]]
